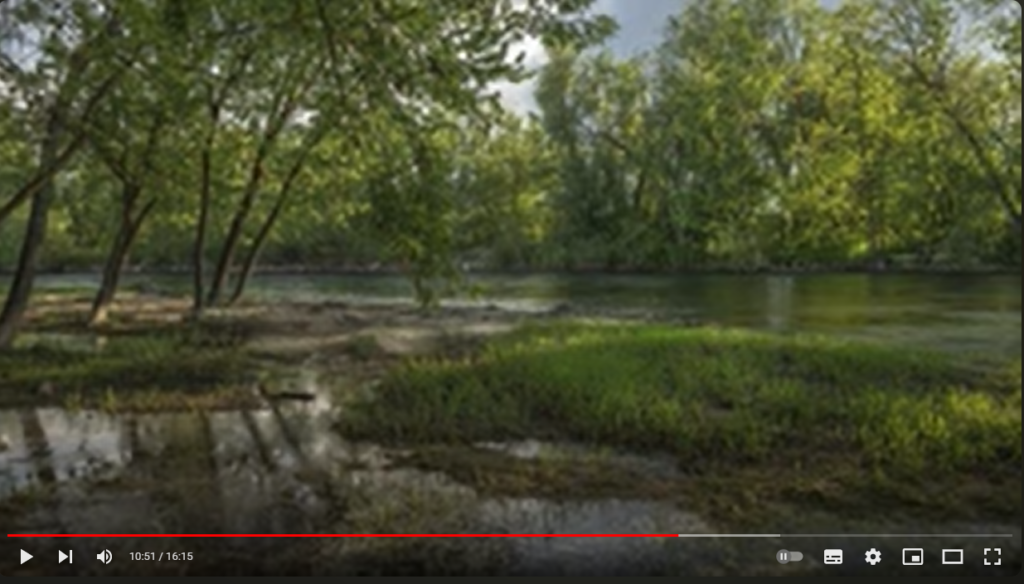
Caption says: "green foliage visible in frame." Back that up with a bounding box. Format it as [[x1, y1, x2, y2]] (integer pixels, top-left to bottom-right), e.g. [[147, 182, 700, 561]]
[[527, 0, 1021, 269], [341, 323, 1021, 476], [1, 0, 1020, 320], [0, 332, 255, 410], [0, 0, 618, 318]]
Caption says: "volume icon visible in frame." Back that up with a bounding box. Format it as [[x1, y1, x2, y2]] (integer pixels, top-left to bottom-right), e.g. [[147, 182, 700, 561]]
[[96, 549, 112, 564]]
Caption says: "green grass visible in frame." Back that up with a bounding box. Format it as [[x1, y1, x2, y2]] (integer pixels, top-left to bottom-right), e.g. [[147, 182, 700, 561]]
[[0, 330, 259, 411], [339, 321, 1021, 525]]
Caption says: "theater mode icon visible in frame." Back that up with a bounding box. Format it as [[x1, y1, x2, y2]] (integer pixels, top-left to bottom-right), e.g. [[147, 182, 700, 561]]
[[824, 550, 843, 564], [942, 549, 963, 565]]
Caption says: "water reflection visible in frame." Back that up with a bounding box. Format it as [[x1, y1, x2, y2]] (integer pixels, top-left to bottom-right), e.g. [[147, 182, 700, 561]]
[[0, 397, 723, 575], [2, 397, 1020, 576], [764, 276, 794, 331]]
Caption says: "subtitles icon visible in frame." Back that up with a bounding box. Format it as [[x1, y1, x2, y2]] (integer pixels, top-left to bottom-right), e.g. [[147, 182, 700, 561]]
[[96, 550, 113, 564], [824, 549, 843, 564], [942, 549, 963, 565], [903, 548, 924, 565]]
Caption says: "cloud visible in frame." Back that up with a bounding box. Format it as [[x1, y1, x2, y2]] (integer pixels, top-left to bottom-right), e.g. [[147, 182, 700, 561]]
[[493, 0, 681, 115], [593, 0, 680, 57], [492, 34, 548, 115], [492, 0, 856, 115]]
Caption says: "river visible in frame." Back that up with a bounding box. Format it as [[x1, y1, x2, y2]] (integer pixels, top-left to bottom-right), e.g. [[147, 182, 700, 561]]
[[25, 271, 1024, 355]]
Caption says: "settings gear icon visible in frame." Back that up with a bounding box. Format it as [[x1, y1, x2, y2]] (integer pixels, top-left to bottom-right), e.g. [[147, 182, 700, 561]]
[[864, 548, 882, 565]]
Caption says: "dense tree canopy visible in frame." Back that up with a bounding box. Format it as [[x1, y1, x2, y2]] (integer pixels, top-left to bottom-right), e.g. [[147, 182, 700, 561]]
[[0, 0, 1020, 347]]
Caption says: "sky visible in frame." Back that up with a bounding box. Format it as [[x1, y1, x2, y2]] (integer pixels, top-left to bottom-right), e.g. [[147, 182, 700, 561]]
[[494, 0, 681, 114], [495, 0, 845, 114]]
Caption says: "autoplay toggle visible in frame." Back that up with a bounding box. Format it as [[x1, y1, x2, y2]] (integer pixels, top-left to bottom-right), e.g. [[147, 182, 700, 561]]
[[777, 550, 803, 563]]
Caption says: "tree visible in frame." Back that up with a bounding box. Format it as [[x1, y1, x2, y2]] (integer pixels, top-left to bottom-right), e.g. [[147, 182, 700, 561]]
[[0, 0, 142, 347], [879, 0, 1021, 235], [82, 82, 170, 325]]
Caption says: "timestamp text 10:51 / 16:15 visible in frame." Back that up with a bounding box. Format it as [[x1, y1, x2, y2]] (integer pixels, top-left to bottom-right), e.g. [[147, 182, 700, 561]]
[[129, 552, 194, 561]]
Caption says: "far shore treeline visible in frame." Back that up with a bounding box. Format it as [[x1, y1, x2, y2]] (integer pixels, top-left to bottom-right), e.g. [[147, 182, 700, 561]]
[[1, 0, 1021, 347]]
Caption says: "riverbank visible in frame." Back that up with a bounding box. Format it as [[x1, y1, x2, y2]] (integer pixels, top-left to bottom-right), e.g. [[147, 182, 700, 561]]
[[0, 292, 573, 411], [0, 291, 1020, 576]]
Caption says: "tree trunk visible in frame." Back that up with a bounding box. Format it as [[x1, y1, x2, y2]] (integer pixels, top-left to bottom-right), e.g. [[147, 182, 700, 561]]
[[88, 190, 156, 326], [205, 51, 320, 307], [226, 127, 325, 306], [227, 190, 286, 306], [191, 145, 213, 317], [206, 154, 266, 307], [90, 226, 130, 327], [0, 61, 127, 228], [188, 46, 258, 317], [0, 133, 87, 228], [904, 60, 1022, 238], [0, 114, 62, 349]]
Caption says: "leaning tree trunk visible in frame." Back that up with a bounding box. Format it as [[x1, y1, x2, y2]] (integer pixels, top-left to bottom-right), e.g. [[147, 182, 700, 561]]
[[206, 65, 311, 307], [227, 189, 286, 306], [0, 114, 62, 349], [0, 63, 124, 228], [206, 146, 268, 308], [205, 194, 250, 308], [0, 133, 86, 228], [227, 150, 315, 305], [88, 190, 156, 326]]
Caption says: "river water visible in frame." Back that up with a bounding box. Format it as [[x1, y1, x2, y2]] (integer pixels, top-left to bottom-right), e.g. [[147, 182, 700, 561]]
[[1, 273, 1020, 575], [21, 272, 1020, 352]]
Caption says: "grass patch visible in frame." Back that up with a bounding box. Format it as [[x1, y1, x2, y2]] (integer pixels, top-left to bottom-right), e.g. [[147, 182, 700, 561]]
[[339, 322, 1021, 526], [345, 334, 390, 361], [0, 330, 259, 411]]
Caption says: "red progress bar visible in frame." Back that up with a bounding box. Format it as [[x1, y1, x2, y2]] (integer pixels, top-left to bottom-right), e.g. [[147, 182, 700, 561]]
[[9, 534, 677, 538]]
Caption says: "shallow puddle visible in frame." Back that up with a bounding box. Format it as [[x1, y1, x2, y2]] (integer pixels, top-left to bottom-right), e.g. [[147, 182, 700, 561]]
[[2, 310, 1020, 576], [0, 367, 765, 576], [2, 394, 1020, 575], [476, 439, 684, 481]]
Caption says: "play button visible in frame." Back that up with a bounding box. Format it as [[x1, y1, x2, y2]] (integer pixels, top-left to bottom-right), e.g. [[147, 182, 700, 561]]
[[20, 549, 33, 564]]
